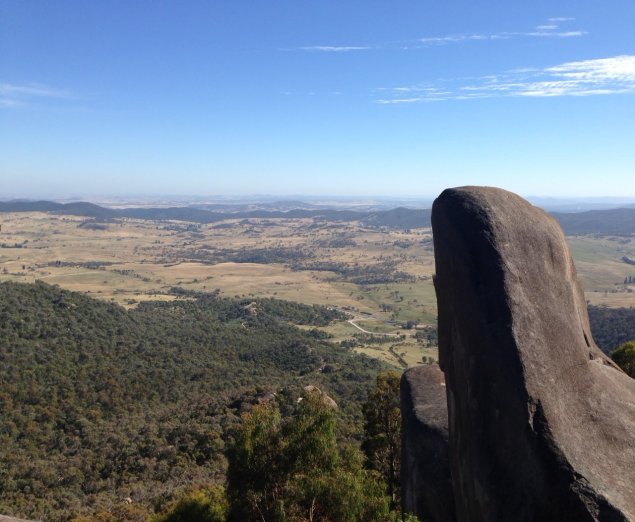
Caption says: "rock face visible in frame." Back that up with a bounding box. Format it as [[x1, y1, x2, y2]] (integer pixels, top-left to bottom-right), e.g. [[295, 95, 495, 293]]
[[432, 186, 635, 522], [401, 364, 456, 522]]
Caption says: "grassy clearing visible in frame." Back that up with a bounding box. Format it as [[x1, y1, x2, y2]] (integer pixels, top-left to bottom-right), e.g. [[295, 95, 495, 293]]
[[353, 320, 401, 334], [329, 281, 437, 324], [354, 340, 438, 368], [2, 212, 634, 314], [354, 346, 403, 368], [566, 236, 635, 307], [9, 212, 635, 365], [585, 290, 635, 307], [0, 212, 439, 316], [318, 320, 363, 340]]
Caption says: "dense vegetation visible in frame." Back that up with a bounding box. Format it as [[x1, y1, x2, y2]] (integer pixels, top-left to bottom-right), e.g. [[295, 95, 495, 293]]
[[226, 392, 390, 521], [2, 277, 633, 519], [361, 372, 402, 511], [170, 251, 418, 284], [588, 305, 635, 353], [0, 282, 385, 521], [152, 374, 407, 522], [611, 341, 635, 377], [180, 246, 313, 265], [290, 260, 416, 285]]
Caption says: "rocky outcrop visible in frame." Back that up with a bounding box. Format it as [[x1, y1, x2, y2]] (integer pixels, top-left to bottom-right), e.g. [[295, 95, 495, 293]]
[[302, 385, 338, 409], [401, 364, 455, 522], [431, 186, 635, 521]]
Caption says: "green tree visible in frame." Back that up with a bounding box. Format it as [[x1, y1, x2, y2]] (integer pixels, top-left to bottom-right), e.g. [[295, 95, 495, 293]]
[[612, 340, 635, 378], [292, 446, 389, 522], [282, 392, 339, 477], [150, 485, 227, 522], [226, 390, 390, 521], [362, 371, 402, 511], [226, 403, 285, 521]]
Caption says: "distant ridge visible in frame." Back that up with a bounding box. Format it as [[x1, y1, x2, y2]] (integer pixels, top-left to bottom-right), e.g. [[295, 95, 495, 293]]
[[361, 207, 431, 229], [0, 200, 66, 212], [0, 200, 432, 229], [3, 200, 635, 234], [0, 200, 117, 218], [551, 208, 635, 235]]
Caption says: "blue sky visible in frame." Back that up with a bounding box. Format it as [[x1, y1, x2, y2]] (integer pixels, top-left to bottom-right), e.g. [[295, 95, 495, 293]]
[[1, 1, 635, 199]]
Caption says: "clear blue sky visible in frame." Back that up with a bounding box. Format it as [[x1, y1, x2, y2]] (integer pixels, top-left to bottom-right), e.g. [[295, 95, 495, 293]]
[[1, 1, 635, 198]]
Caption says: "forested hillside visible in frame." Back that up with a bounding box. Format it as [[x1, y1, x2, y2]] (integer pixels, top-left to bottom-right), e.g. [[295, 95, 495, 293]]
[[0, 282, 385, 521], [588, 304, 635, 353], [552, 208, 635, 235]]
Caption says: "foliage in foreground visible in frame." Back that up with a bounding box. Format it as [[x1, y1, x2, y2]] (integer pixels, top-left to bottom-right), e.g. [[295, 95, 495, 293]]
[[226, 391, 390, 522], [611, 340, 635, 378], [150, 485, 227, 522], [588, 305, 635, 353], [362, 371, 402, 511], [0, 282, 385, 521]]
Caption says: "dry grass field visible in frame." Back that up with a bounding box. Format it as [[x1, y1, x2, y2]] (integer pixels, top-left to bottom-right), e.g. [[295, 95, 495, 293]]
[[1, 210, 634, 367], [0, 211, 435, 310], [567, 236, 635, 305]]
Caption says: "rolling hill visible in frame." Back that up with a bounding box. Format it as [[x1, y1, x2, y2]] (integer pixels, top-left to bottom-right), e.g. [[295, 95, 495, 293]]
[[2, 200, 635, 234], [0, 200, 431, 229]]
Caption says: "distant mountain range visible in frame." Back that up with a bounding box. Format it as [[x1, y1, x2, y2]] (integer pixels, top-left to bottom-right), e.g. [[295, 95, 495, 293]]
[[0, 200, 432, 229], [551, 208, 635, 235], [526, 197, 635, 213], [0, 200, 114, 217], [2, 200, 635, 234]]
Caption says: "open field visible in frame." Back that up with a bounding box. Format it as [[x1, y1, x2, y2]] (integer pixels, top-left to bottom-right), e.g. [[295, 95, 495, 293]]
[[0, 211, 438, 367], [567, 236, 635, 305], [353, 343, 438, 368], [1, 211, 634, 367], [0, 211, 435, 312], [568, 236, 634, 284]]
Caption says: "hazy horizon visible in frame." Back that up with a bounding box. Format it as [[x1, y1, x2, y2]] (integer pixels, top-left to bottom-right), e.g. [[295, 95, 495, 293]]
[[3, 192, 635, 213]]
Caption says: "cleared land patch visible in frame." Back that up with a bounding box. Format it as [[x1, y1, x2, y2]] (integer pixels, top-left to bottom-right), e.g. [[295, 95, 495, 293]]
[[2, 211, 634, 366]]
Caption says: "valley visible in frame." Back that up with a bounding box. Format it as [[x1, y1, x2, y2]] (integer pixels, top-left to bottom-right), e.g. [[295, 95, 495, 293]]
[[1, 204, 635, 520], [2, 209, 635, 369]]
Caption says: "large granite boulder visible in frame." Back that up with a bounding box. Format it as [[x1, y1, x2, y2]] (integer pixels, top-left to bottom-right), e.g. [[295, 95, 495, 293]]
[[401, 364, 456, 522], [432, 186, 635, 522]]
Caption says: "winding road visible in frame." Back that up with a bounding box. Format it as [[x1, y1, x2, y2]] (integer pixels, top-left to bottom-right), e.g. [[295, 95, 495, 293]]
[[346, 318, 400, 337]]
